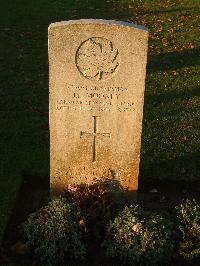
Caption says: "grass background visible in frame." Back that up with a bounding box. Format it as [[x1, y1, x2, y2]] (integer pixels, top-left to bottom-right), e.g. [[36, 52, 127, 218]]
[[0, 0, 199, 241]]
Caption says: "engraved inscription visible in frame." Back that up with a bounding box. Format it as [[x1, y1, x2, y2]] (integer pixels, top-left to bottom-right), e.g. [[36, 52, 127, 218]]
[[56, 84, 135, 112], [76, 37, 120, 81], [80, 116, 111, 162], [54, 164, 128, 185]]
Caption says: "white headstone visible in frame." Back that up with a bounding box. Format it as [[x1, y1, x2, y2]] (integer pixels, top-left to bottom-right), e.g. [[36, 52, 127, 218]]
[[48, 19, 148, 196]]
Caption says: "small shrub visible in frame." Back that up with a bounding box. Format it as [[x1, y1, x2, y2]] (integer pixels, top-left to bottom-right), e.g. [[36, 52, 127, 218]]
[[176, 199, 200, 260], [103, 205, 174, 265], [23, 198, 86, 265], [65, 178, 122, 239]]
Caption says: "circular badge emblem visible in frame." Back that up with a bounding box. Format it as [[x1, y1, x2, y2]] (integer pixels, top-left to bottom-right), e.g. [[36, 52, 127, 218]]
[[75, 37, 120, 81]]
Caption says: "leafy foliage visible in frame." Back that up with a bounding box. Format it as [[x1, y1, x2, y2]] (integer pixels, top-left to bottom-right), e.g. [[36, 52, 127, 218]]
[[17, 194, 200, 265], [176, 199, 200, 260], [103, 205, 174, 265], [23, 198, 86, 265], [65, 178, 122, 239]]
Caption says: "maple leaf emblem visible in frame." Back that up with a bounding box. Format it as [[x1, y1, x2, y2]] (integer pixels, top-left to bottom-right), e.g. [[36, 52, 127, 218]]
[[76, 37, 120, 81]]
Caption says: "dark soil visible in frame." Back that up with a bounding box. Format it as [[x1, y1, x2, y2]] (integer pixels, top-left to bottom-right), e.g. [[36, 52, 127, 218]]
[[1, 173, 200, 265]]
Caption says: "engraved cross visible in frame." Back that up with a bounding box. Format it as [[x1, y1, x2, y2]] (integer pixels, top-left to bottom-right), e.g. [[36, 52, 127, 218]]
[[80, 116, 111, 162]]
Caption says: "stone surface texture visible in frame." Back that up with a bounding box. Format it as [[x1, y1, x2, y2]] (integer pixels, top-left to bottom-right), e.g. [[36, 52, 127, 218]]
[[49, 19, 148, 196]]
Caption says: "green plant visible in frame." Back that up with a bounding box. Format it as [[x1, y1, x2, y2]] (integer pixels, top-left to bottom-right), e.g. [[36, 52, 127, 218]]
[[103, 205, 174, 265], [23, 198, 86, 265], [65, 178, 122, 239], [176, 199, 200, 260]]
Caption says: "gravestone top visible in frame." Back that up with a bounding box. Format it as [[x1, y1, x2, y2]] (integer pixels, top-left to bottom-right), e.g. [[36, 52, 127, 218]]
[[49, 19, 148, 31], [49, 19, 148, 197]]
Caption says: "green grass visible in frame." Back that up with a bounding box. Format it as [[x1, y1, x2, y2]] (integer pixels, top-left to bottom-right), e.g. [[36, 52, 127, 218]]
[[0, 0, 199, 240]]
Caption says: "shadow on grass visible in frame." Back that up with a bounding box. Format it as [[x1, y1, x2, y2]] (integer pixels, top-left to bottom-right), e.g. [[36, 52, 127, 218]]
[[140, 152, 200, 183], [3, 173, 50, 245], [148, 47, 200, 72], [145, 86, 200, 107]]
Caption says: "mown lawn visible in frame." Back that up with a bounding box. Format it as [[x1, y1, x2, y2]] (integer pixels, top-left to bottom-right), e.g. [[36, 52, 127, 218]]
[[0, 0, 199, 241]]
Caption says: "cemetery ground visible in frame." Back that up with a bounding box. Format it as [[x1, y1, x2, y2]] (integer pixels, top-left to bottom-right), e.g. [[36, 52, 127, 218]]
[[0, 0, 199, 265]]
